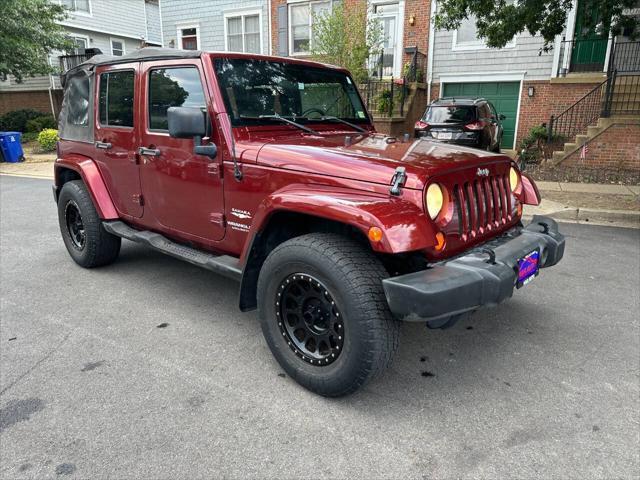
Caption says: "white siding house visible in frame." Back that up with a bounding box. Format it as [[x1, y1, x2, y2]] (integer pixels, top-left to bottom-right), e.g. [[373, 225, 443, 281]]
[[0, 0, 162, 117], [161, 0, 270, 54]]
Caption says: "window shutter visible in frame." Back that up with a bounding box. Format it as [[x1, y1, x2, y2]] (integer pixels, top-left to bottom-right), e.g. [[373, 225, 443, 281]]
[[277, 5, 288, 56]]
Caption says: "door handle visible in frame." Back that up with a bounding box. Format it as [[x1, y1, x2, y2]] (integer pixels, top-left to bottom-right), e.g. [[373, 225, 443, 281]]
[[95, 141, 112, 150], [138, 147, 161, 157]]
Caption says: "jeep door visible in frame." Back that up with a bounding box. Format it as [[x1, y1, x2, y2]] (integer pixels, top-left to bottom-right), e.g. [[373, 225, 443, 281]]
[[93, 63, 143, 218], [138, 59, 225, 242]]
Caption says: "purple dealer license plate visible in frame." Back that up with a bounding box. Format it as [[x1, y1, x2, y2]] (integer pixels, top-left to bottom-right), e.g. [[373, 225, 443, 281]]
[[517, 250, 540, 287]]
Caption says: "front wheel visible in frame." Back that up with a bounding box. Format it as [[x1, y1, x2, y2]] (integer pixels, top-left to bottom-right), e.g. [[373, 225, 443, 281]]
[[57, 180, 121, 268], [257, 233, 399, 397]]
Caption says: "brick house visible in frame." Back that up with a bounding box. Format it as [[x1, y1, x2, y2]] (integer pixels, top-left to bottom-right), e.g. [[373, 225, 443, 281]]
[[428, 0, 640, 175], [268, 0, 432, 134], [0, 0, 162, 119]]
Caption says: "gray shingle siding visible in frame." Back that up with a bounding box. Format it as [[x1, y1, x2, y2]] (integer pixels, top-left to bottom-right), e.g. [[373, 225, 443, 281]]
[[0, 0, 160, 93], [161, 0, 269, 53], [432, 30, 555, 82]]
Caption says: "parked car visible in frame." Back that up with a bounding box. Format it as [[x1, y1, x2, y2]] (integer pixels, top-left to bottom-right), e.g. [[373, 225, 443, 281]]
[[53, 49, 565, 397], [415, 97, 505, 152]]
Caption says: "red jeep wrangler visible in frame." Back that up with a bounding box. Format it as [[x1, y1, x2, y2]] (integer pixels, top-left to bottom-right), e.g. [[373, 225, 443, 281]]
[[54, 48, 565, 396]]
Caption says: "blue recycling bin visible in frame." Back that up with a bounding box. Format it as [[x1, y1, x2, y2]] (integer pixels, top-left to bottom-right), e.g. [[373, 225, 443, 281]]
[[0, 131, 25, 163]]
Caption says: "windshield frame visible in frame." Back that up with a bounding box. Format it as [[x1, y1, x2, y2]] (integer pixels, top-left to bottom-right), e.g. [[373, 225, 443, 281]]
[[212, 56, 373, 129]]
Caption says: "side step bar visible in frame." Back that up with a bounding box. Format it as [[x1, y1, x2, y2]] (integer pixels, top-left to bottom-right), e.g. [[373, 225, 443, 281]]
[[103, 221, 242, 281]]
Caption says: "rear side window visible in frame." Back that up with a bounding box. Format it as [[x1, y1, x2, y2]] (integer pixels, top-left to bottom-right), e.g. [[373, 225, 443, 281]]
[[66, 75, 90, 126], [148, 67, 206, 131], [424, 106, 475, 124], [99, 70, 135, 127]]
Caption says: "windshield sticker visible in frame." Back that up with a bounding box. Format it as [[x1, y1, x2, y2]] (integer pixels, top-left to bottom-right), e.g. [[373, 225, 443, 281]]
[[356, 111, 365, 118], [298, 82, 305, 90]]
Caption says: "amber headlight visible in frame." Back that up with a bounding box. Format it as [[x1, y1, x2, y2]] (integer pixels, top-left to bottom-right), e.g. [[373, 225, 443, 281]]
[[509, 167, 521, 192], [426, 183, 444, 220]]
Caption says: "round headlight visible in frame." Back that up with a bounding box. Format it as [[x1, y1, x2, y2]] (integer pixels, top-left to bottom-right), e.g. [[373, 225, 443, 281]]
[[509, 167, 521, 191], [426, 183, 444, 220]]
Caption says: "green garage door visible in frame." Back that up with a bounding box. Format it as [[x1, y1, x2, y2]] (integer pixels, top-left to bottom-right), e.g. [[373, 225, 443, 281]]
[[442, 82, 520, 149]]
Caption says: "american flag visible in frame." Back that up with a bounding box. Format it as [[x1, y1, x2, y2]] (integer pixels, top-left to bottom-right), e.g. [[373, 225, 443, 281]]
[[580, 143, 589, 161]]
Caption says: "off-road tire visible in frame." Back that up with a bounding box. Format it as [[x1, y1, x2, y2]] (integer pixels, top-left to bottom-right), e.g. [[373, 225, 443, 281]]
[[58, 180, 121, 268], [257, 233, 400, 397]]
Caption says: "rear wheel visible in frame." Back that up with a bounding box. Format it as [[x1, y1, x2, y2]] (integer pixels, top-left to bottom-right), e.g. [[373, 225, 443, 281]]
[[57, 180, 121, 268], [257, 233, 399, 397]]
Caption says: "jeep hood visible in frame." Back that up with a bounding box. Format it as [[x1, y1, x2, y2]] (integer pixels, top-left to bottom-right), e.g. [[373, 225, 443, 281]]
[[253, 134, 512, 190]]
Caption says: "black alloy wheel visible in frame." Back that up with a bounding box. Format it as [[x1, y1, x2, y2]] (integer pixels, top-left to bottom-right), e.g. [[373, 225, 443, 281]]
[[65, 201, 86, 250], [277, 273, 344, 366]]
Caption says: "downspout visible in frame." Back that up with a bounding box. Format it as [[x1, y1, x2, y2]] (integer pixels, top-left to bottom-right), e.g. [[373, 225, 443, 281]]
[[267, 0, 272, 54], [143, 0, 149, 45], [48, 55, 57, 118], [158, 0, 165, 47], [426, 0, 436, 103]]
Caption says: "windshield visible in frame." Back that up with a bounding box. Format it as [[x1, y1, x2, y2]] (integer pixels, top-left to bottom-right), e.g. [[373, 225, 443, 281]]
[[424, 106, 476, 124], [213, 58, 369, 127]]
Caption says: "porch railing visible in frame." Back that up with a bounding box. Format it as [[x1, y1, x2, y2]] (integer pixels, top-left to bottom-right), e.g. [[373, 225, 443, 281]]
[[557, 38, 610, 74], [547, 40, 640, 142], [58, 49, 101, 73], [547, 78, 609, 141], [362, 49, 426, 117]]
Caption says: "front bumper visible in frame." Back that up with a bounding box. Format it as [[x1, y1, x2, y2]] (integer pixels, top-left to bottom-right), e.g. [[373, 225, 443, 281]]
[[382, 215, 565, 325]]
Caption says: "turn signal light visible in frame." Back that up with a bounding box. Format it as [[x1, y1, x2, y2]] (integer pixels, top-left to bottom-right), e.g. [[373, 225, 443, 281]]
[[434, 232, 446, 251], [415, 120, 429, 129], [368, 226, 383, 242], [517, 203, 523, 217]]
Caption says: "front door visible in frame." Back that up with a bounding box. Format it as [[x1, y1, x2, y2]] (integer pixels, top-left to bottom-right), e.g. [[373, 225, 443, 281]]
[[373, 2, 401, 77], [94, 63, 143, 218], [571, 0, 608, 72], [138, 59, 225, 242]]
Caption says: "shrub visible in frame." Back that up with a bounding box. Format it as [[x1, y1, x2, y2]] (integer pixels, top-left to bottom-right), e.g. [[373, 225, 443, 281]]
[[37, 128, 59, 152], [0, 109, 44, 132], [25, 115, 57, 133], [377, 89, 393, 115], [21, 132, 39, 143]]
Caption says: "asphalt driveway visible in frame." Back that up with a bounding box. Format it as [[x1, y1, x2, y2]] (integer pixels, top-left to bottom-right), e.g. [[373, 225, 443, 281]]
[[1, 175, 639, 479]]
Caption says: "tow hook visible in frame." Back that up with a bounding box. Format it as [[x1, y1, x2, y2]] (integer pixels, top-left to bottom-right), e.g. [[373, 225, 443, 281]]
[[389, 166, 407, 196]]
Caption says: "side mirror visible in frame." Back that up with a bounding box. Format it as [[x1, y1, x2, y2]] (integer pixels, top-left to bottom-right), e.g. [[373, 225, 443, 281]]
[[168, 106, 206, 138], [167, 106, 217, 160], [499, 114, 506, 120]]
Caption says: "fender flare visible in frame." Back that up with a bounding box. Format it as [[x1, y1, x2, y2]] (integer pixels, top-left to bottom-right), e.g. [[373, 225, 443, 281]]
[[55, 156, 119, 219]]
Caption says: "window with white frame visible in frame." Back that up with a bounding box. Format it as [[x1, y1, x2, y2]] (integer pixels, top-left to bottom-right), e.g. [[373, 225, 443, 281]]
[[68, 36, 88, 54], [111, 38, 125, 56], [226, 12, 261, 54], [61, 0, 90, 14], [289, 0, 332, 55], [179, 26, 199, 50], [454, 1, 515, 50]]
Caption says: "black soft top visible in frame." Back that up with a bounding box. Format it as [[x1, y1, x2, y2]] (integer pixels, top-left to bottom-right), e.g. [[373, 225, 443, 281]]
[[61, 47, 203, 86]]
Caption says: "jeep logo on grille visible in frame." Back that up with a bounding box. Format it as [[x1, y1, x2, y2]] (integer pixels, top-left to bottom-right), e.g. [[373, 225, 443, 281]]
[[477, 168, 490, 177]]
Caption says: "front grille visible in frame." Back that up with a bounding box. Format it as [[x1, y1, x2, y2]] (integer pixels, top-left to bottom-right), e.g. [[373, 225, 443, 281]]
[[452, 174, 512, 240]]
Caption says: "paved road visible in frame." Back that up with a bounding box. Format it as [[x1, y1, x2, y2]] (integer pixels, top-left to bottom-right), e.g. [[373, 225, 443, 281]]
[[1, 175, 639, 479]]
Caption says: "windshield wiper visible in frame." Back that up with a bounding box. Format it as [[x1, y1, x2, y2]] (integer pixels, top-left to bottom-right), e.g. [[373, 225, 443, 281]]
[[319, 116, 368, 133], [240, 114, 318, 135]]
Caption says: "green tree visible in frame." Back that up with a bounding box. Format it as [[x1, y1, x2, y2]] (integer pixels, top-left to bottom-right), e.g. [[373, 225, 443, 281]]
[[0, 0, 72, 82], [434, 0, 638, 50], [310, 3, 383, 83]]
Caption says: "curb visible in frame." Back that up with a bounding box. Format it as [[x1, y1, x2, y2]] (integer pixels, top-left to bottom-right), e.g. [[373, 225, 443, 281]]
[[524, 207, 640, 229]]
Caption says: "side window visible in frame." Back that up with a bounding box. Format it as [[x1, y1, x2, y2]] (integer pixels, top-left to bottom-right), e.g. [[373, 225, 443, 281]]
[[489, 103, 498, 120], [67, 74, 90, 126], [148, 67, 206, 131], [99, 70, 135, 127]]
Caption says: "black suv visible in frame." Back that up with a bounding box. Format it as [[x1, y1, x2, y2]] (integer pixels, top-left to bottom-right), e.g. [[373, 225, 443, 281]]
[[415, 97, 505, 152]]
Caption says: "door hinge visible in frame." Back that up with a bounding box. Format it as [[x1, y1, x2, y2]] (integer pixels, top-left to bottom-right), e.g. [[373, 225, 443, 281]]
[[132, 194, 144, 206], [209, 213, 225, 227]]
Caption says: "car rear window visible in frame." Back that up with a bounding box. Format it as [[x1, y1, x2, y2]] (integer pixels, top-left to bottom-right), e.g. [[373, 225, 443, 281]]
[[424, 106, 475, 124]]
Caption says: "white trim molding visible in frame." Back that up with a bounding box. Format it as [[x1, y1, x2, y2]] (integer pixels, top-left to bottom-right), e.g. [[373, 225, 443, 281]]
[[110, 37, 126, 56], [223, 8, 263, 54], [176, 23, 201, 50]]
